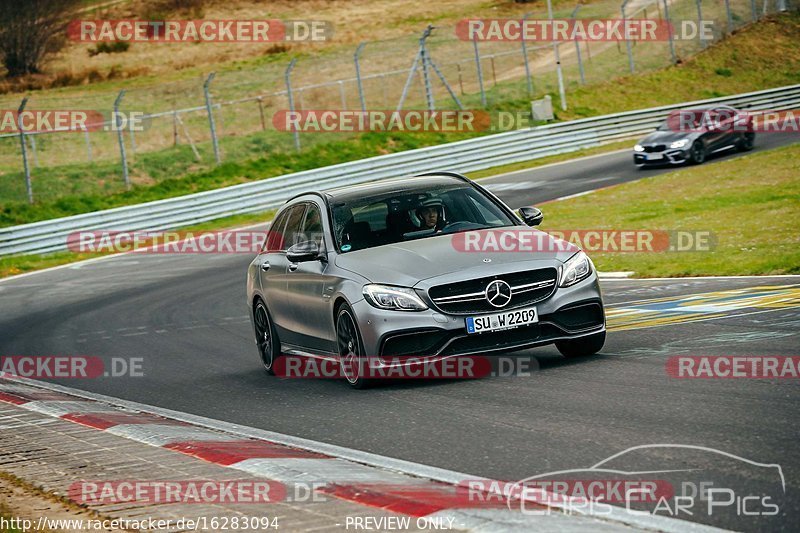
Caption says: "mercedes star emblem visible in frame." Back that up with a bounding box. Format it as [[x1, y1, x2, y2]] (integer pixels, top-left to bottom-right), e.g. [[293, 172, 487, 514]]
[[485, 279, 512, 308]]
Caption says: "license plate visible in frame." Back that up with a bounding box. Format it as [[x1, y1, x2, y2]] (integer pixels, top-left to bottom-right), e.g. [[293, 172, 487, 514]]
[[466, 306, 538, 334], [645, 153, 663, 160]]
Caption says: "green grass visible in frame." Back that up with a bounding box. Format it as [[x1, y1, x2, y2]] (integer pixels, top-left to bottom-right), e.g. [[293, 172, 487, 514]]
[[0, 130, 476, 226], [1, 13, 798, 227], [540, 144, 800, 277]]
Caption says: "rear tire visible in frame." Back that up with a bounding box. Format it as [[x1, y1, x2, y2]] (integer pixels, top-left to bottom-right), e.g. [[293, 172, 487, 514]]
[[254, 299, 281, 375], [737, 132, 755, 152], [556, 331, 606, 358]]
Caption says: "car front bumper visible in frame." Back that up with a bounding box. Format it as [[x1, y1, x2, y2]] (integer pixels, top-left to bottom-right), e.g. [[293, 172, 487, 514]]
[[351, 273, 605, 366], [634, 148, 691, 165]]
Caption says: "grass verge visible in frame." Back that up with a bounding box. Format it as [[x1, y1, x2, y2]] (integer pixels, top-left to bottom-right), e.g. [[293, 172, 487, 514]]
[[540, 143, 800, 277], [1, 13, 798, 227]]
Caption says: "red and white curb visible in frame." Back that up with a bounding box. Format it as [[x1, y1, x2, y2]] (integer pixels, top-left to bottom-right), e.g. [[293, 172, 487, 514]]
[[0, 375, 727, 532]]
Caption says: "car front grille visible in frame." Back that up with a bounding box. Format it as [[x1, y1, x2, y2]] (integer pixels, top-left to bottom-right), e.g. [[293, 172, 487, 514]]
[[427, 268, 558, 315], [643, 144, 666, 153]]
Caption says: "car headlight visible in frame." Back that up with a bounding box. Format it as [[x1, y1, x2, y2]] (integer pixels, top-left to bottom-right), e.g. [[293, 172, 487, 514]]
[[363, 284, 428, 311], [559, 251, 592, 288], [670, 139, 690, 149], [634, 144, 645, 152]]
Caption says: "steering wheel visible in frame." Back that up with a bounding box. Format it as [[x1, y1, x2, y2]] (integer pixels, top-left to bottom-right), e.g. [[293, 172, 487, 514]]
[[438, 221, 484, 234]]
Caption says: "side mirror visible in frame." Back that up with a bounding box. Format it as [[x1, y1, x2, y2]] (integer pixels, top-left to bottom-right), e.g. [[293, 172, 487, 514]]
[[518, 206, 543, 227], [287, 240, 323, 263]]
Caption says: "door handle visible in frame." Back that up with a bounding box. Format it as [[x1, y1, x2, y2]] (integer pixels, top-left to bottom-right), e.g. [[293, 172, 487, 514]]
[[260, 262, 270, 272], [288, 263, 299, 272]]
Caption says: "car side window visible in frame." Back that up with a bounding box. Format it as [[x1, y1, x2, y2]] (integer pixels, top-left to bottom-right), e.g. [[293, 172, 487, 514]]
[[282, 204, 308, 250], [263, 210, 290, 252], [465, 194, 504, 225], [300, 203, 325, 249]]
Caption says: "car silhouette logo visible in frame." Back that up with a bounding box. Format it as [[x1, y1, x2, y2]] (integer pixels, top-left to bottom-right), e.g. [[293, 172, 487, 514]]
[[485, 280, 512, 308]]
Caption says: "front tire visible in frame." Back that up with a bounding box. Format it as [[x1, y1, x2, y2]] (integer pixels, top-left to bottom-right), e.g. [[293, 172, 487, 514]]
[[336, 304, 371, 389], [556, 330, 606, 358], [254, 300, 281, 375], [690, 141, 706, 164]]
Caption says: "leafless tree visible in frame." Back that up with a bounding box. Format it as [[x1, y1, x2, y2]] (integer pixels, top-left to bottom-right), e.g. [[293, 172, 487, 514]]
[[0, 0, 80, 77]]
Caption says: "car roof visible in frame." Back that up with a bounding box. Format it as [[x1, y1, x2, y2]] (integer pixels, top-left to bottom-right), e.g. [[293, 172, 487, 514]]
[[290, 174, 471, 205]]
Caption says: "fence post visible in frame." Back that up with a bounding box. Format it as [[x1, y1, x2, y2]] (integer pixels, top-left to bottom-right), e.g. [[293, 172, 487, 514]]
[[396, 51, 421, 111], [695, 0, 707, 49], [16, 97, 33, 204], [724, 0, 733, 32], [663, 0, 677, 64], [83, 125, 93, 162], [203, 72, 221, 164], [257, 97, 266, 131], [572, 5, 586, 85], [621, 0, 635, 73], [285, 58, 300, 152], [472, 38, 487, 107], [113, 90, 130, 190], [547, 0, 568, 111], [354, 42, 367, 113], [419, 25, 435, 111], [521, 12, 534, 96]]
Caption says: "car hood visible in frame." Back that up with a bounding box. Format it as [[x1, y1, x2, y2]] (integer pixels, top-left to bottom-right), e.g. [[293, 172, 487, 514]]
[[639, 129, 697, 145], [334, 228, 579, 287]]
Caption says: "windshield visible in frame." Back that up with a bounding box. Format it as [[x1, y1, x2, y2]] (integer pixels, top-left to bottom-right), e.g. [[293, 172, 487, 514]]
[[331, 183, 516, 253]]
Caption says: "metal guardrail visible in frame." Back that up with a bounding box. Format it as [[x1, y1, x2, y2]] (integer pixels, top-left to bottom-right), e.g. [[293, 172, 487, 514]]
[[1, 84, 798, 256]]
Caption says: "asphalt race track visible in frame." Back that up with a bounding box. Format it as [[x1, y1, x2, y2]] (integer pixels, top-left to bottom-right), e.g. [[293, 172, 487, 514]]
[[1, 136, 798, 531], [479, 131, 798, 208]]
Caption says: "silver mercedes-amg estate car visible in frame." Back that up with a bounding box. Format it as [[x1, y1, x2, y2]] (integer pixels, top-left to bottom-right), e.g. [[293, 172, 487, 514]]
[[247, 172, 605, 388]]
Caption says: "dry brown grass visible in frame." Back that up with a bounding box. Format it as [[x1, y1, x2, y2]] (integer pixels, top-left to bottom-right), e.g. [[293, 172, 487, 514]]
[[3, 0, 588, 92]]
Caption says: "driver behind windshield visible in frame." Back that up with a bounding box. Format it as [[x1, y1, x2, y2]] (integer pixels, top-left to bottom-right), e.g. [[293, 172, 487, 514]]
[[415, 199, 445, 231]]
